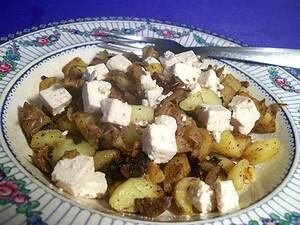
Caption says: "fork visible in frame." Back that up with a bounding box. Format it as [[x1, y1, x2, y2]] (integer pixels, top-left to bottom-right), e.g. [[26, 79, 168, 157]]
[[98, 31, 300, 69]]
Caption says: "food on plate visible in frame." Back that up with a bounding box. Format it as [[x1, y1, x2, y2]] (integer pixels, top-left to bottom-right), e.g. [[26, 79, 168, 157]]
[[20, 46, 282, 218]]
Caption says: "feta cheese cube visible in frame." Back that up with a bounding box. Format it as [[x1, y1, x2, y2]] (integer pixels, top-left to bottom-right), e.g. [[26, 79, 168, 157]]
[[175, 50, 198, 66], [100, 98, 132, 126], [82, 80, 111, 113], [196, 104, 233, 142], [142, 115, 177, 164], [78, 172, 108, 198], [140, 73, 168, 107], [229, 96, 260, 135], [155, 115, 177, 131], [39, 84, 72, 116], [140, 73, 158, 90], [159, 51, 179, 69], [188, 82, 202, 94], [51, 155, 107, 198], [215, 180, 239, 214], [198, 69, 223, 95], [144, 57, 160, 65], [82, 63, 109, 81], [172, 63, 201, 85], [106, 54, 132, 73], [188, 181, 216, 214]]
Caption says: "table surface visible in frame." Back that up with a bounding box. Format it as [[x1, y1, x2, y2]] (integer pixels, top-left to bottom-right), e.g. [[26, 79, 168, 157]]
[[1, 0, 300, 48]]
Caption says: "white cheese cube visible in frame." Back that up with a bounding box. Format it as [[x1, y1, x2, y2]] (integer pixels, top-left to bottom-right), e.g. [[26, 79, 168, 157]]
[[78, 172, 108, 199], [172, 63, 201, 85], [142, 115, 177, 164], [140, 73, 158, 90], [39, 84, 72, 116], [155, 115, 177, 131], [100, 98, 132, 126], [198, 69, 223, 95], [188, 83, 202, 94], [82, 63, 109, 81], [82, 80, 111, 113], [229, 96, 260, 135], [215, 180, 239, 214], [140, 73, 168, 107], [175, 50, 198, 66], [196, 104, 233, 142], [51, 155, 107, 198], [188, 181, 216, 214], [106, 54, 132, 73], [144, 87, 164, 107], [144, 57, 160, 65], [159, 51, 179, 69]]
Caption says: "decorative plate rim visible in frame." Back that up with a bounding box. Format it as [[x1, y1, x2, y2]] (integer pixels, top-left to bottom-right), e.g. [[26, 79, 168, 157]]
[[0, 17, 299, 225]]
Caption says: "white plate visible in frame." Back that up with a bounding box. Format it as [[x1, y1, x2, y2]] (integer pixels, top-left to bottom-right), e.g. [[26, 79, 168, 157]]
[[0, 17, 299, 225]]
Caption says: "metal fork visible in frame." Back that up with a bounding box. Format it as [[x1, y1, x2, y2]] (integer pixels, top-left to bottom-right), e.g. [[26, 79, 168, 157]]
[[98, 31, 300, 69]]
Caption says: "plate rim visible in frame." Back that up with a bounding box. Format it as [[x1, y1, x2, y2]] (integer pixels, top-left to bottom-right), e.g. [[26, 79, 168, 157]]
[[0, 17, 299, 225]]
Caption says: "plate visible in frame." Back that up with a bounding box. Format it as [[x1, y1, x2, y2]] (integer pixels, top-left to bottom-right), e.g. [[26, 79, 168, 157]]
[[0, 17, 299, 225]]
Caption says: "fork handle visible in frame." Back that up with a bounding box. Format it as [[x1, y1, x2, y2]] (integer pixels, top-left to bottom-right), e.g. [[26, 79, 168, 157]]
[[187, 47, 300, 68]]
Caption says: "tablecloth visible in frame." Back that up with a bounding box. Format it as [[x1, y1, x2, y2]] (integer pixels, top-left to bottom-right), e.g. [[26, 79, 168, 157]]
[[1, 0, 300, 48]]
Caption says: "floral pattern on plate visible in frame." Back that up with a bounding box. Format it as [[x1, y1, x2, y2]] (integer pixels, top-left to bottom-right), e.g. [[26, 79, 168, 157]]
[[0, 17, 299, 225]]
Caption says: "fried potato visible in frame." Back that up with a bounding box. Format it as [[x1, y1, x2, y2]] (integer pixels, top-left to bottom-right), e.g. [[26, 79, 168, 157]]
[[146, 63, 163, 74], [253, 103, 281, 133], [220, 73, 241, 92], [72, 112, 102, 147], [109, 177, 164, 213], [163, 154, 191, 192], [227, 159, 250, 190], [94, 149, 120, 170], [130, 105, 154, 125], [211, 154, 235, 173], [220, 85, 236, 106], [21, 102, 52, 141], [113, 125, 142, 152], [191, 128, 213, 160], [242, 138, 281, 165], [135, 196, 172, 217], [173, 177, 199, 215], [212, 131, 242, 158], [39, 76, 61, 91], [179, 88, 222, 111], [179, 91, 203, 111], [145, 162, 165, 184], [62, 57, 87, 80], [30, 129, 66, 150], [234, 134, 251, 153], [56, 115, 79, 136], [52, 138, 95, 163], [201, 88, 222, 105]]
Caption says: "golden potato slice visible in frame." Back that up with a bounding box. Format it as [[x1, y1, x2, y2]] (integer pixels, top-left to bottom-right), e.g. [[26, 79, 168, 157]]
[[179, 91, 203, 111], [212, 131, 242, 158], [242, 138, 281, 165], [227, 159, 250, 191], [39, 76, 61, 91], [56, 115, 79, 136], [52, 139, 95, 163], [201, 88, 222, 105], [146, 63, 163, 74], [94, 149, 120, 170], [234, 134, 251, 153], [130, 105, 154, 125], [145, 162, 165, 184], [163, 154, 191, 191], [72, 112, 102, 147], [30, 129, 66, 150], [173, 177, 199, 215], [109, 177, 164, 213]]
